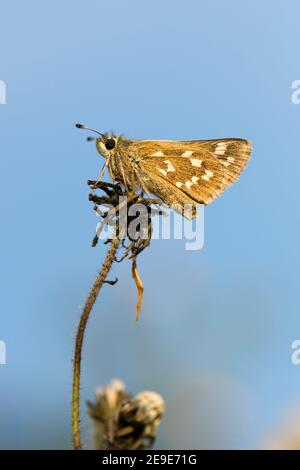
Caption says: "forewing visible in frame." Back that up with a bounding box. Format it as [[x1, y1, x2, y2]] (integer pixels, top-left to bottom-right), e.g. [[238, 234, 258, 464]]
[[135, 139, 251, 204]]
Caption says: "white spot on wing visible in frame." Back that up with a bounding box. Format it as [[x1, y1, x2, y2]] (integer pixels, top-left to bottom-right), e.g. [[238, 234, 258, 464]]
[[151, 151, 164, 157], [191, 176, 199, 183], [215, 142, 228, 155], [158, 168, 167, 176], [219, 156, 235, 167], [182, 150, 194, 157], [164, 160, 175, 172], [176, 182, 183, 188], [202, 170, 214, 181], [190, 158, 202, 167], [185, 180, 193, 189]]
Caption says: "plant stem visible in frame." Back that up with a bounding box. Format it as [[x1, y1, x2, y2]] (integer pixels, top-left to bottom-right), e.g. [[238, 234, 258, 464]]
[[72, 235, 120, 450]]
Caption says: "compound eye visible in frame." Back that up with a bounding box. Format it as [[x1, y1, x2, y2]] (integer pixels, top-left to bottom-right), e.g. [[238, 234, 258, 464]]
[[105, 138, 116, 150]]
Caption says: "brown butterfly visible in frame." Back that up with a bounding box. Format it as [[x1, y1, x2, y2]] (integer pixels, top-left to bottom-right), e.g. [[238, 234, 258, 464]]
[[76, 124, 251, 218]]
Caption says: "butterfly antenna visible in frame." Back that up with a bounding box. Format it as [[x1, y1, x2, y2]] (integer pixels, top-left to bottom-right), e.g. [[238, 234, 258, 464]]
[[75, 123, 104, 138]]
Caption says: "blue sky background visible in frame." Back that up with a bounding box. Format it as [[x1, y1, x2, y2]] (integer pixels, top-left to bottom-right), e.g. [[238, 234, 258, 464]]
[[1, 0, 300, 449]]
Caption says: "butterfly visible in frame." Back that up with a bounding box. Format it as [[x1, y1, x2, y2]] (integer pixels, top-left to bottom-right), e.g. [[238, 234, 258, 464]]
[[76, 124, 251, 218]]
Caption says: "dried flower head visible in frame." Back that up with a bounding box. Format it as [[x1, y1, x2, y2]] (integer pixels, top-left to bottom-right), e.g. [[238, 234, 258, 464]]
[[88, 379, 165, 450]]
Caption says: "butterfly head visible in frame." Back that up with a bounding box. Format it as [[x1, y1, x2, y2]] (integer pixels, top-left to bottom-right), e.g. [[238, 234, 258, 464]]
[[95, 133, 118, 158], [75, 123, 118, 158]]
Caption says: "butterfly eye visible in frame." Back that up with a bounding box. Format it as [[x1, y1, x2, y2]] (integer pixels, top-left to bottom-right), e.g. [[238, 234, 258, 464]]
[[105, 138, 116, 150]]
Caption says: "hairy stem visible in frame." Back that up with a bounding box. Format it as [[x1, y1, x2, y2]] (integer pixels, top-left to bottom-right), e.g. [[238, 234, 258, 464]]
[[72, 235, 120, 450]]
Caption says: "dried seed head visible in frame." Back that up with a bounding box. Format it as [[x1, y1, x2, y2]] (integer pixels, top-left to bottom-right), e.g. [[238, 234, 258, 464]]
[[88, 380, 165, 450], [121, 391, 165, 426]]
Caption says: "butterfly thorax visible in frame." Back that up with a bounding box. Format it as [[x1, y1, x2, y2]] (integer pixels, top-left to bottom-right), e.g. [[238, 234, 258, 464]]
[[97, 135, 146, 192]]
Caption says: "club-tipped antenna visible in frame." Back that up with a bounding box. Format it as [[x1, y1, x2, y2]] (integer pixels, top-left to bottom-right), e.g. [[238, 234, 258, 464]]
[[75, 123, 104, 138]]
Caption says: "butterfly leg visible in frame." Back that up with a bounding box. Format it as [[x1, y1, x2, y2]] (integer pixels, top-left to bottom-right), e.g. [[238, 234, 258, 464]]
[[87, 179, 115, 195]]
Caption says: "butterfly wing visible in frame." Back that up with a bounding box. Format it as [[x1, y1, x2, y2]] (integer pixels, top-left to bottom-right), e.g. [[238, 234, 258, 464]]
[[135, 138, 251, 206]]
